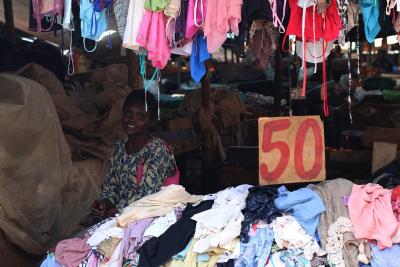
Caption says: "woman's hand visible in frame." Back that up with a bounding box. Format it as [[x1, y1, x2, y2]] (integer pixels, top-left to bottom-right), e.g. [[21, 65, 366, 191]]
[[91, 199, 109, 218], [79, 199, 115, 227]]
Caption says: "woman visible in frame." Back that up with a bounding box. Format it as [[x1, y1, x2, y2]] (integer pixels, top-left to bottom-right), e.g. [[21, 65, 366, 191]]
[[80, 90, 178, 227]]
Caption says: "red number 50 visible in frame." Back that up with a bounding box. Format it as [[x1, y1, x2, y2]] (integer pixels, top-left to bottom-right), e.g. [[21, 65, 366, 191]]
[[260, 118, 323, 181]]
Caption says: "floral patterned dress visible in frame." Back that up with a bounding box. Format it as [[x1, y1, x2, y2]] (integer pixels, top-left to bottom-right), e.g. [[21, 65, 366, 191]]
[[100, 137, 176, 210]]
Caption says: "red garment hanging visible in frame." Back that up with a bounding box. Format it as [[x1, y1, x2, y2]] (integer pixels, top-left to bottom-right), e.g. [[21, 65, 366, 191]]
[[284, 0, 340, 116]]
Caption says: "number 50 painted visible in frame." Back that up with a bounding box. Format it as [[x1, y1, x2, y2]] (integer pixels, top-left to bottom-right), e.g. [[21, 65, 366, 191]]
[[258, 116, 326, 185]]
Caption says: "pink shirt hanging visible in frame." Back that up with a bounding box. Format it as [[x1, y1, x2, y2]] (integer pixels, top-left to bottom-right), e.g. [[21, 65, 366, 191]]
[[136, 11, 171, 69], [204, 0, 243, 53], [186, 0, 207, 39]]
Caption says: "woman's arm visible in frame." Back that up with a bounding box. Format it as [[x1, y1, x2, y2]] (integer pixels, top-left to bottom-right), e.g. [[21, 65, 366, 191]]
[[99, 145, 120, 208]]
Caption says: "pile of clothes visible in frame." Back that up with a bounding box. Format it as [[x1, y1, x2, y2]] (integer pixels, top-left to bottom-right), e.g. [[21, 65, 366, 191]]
[[41, 179, 400, 267]]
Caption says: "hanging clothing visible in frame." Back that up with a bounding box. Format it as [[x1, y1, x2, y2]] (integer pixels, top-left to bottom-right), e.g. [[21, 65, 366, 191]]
[[63, 0, 74, 30], [186, 0, 206, 39], [204, 0, 243, 53], [80, 0, 108, 41], [137, 200, 214, 267], [114, 0, 130, 39], [348, 184, 399, 249], [379, 0, 395, 36], [175, 0, 190, 43], [247, 20, 278, 69], [359, 0, 381, 43], [190, 34, 211, 83], [347, 0, 360, 31], [237, 0, 286, 57], [144, 0, 171, 11], [296, 39, 334, 64], [100, 138, 176, 210], [136, 10, 172, 68], [285, 0, 340, 47], [123, 0, 146, 51]]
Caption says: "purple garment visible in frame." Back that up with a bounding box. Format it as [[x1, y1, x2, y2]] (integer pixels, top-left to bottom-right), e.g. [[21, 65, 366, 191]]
[[87, 252, 99, 267], [122, 217, 154, 260], [175, 0, 189, 43]]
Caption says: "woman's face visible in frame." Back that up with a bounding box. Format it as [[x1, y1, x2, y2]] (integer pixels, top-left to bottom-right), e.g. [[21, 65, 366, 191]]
[[122, 103, 151, 137]]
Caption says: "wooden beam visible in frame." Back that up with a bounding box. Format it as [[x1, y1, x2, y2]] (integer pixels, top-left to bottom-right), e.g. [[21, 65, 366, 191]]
[[127, 50, 141, 90], [201, 60, 211, 108], [362, 127, 400, 147], [3, 0, 16, 43]]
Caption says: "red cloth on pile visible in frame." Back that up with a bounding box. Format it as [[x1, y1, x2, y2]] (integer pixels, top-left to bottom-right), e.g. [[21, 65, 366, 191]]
[[392, 186, 400, 222]]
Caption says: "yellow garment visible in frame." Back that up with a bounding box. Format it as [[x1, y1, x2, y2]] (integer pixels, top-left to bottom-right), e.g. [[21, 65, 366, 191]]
[[164, 238, 240, 267], [97, 237, 121, 261], [185, 241, 223, 267], [117, 185, 203, 227]]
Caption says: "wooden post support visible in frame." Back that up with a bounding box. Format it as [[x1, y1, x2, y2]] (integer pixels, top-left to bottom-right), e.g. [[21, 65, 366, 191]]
[[372, 142, 398, 174], [201, 60, 211, 108], [274, 36, 283, 108], [3, 0, 16, 44], [127, 50, 141, 90]]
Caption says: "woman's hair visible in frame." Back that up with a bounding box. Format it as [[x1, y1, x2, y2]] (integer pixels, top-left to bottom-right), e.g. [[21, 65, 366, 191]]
[[122, 90, 157, 120]]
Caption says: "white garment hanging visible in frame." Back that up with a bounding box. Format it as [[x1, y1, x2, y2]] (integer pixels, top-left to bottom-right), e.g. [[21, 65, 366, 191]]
[[296, 38, 334, 64], [123, 0, 146, 51], [171, 42, 193, 56], [62, 0, 74, 30]]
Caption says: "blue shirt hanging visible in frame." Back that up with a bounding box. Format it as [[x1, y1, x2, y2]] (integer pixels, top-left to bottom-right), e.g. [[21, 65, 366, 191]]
[[190, 34, 211, 83], [360, 0, 381, 43]]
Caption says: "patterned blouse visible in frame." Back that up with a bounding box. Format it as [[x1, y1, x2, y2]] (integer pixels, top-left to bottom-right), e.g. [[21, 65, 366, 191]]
[[100, 137, 176, 210]]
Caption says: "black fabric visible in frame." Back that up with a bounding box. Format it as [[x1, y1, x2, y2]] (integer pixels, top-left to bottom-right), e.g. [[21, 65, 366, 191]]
[[138, 200, 214, 267], [237, 0, 287, 57], [175, 0, 189, 44], [217, 260, 235, 267], [379, 0, 394, 35], [240, 186, 281, 243], [373, 157, 400, 188], [347, 14, 396, 42]]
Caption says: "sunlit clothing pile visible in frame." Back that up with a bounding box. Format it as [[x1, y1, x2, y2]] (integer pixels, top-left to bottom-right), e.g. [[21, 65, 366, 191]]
[[42, 179, 400, 267]]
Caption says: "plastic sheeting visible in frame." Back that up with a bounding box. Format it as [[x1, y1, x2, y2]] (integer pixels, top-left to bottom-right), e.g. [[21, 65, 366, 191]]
[[0, 74, 106, 255]]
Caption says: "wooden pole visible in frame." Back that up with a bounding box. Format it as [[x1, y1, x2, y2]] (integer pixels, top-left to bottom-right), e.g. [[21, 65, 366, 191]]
[[127, 50, 141, 90], [274, 37, 283, 108], [201, 60, 211, 108], [3, 0, 16, 43]]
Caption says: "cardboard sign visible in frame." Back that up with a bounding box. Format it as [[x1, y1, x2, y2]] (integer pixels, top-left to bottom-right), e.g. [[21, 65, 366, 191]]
[[258, 116, 326, 185]]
